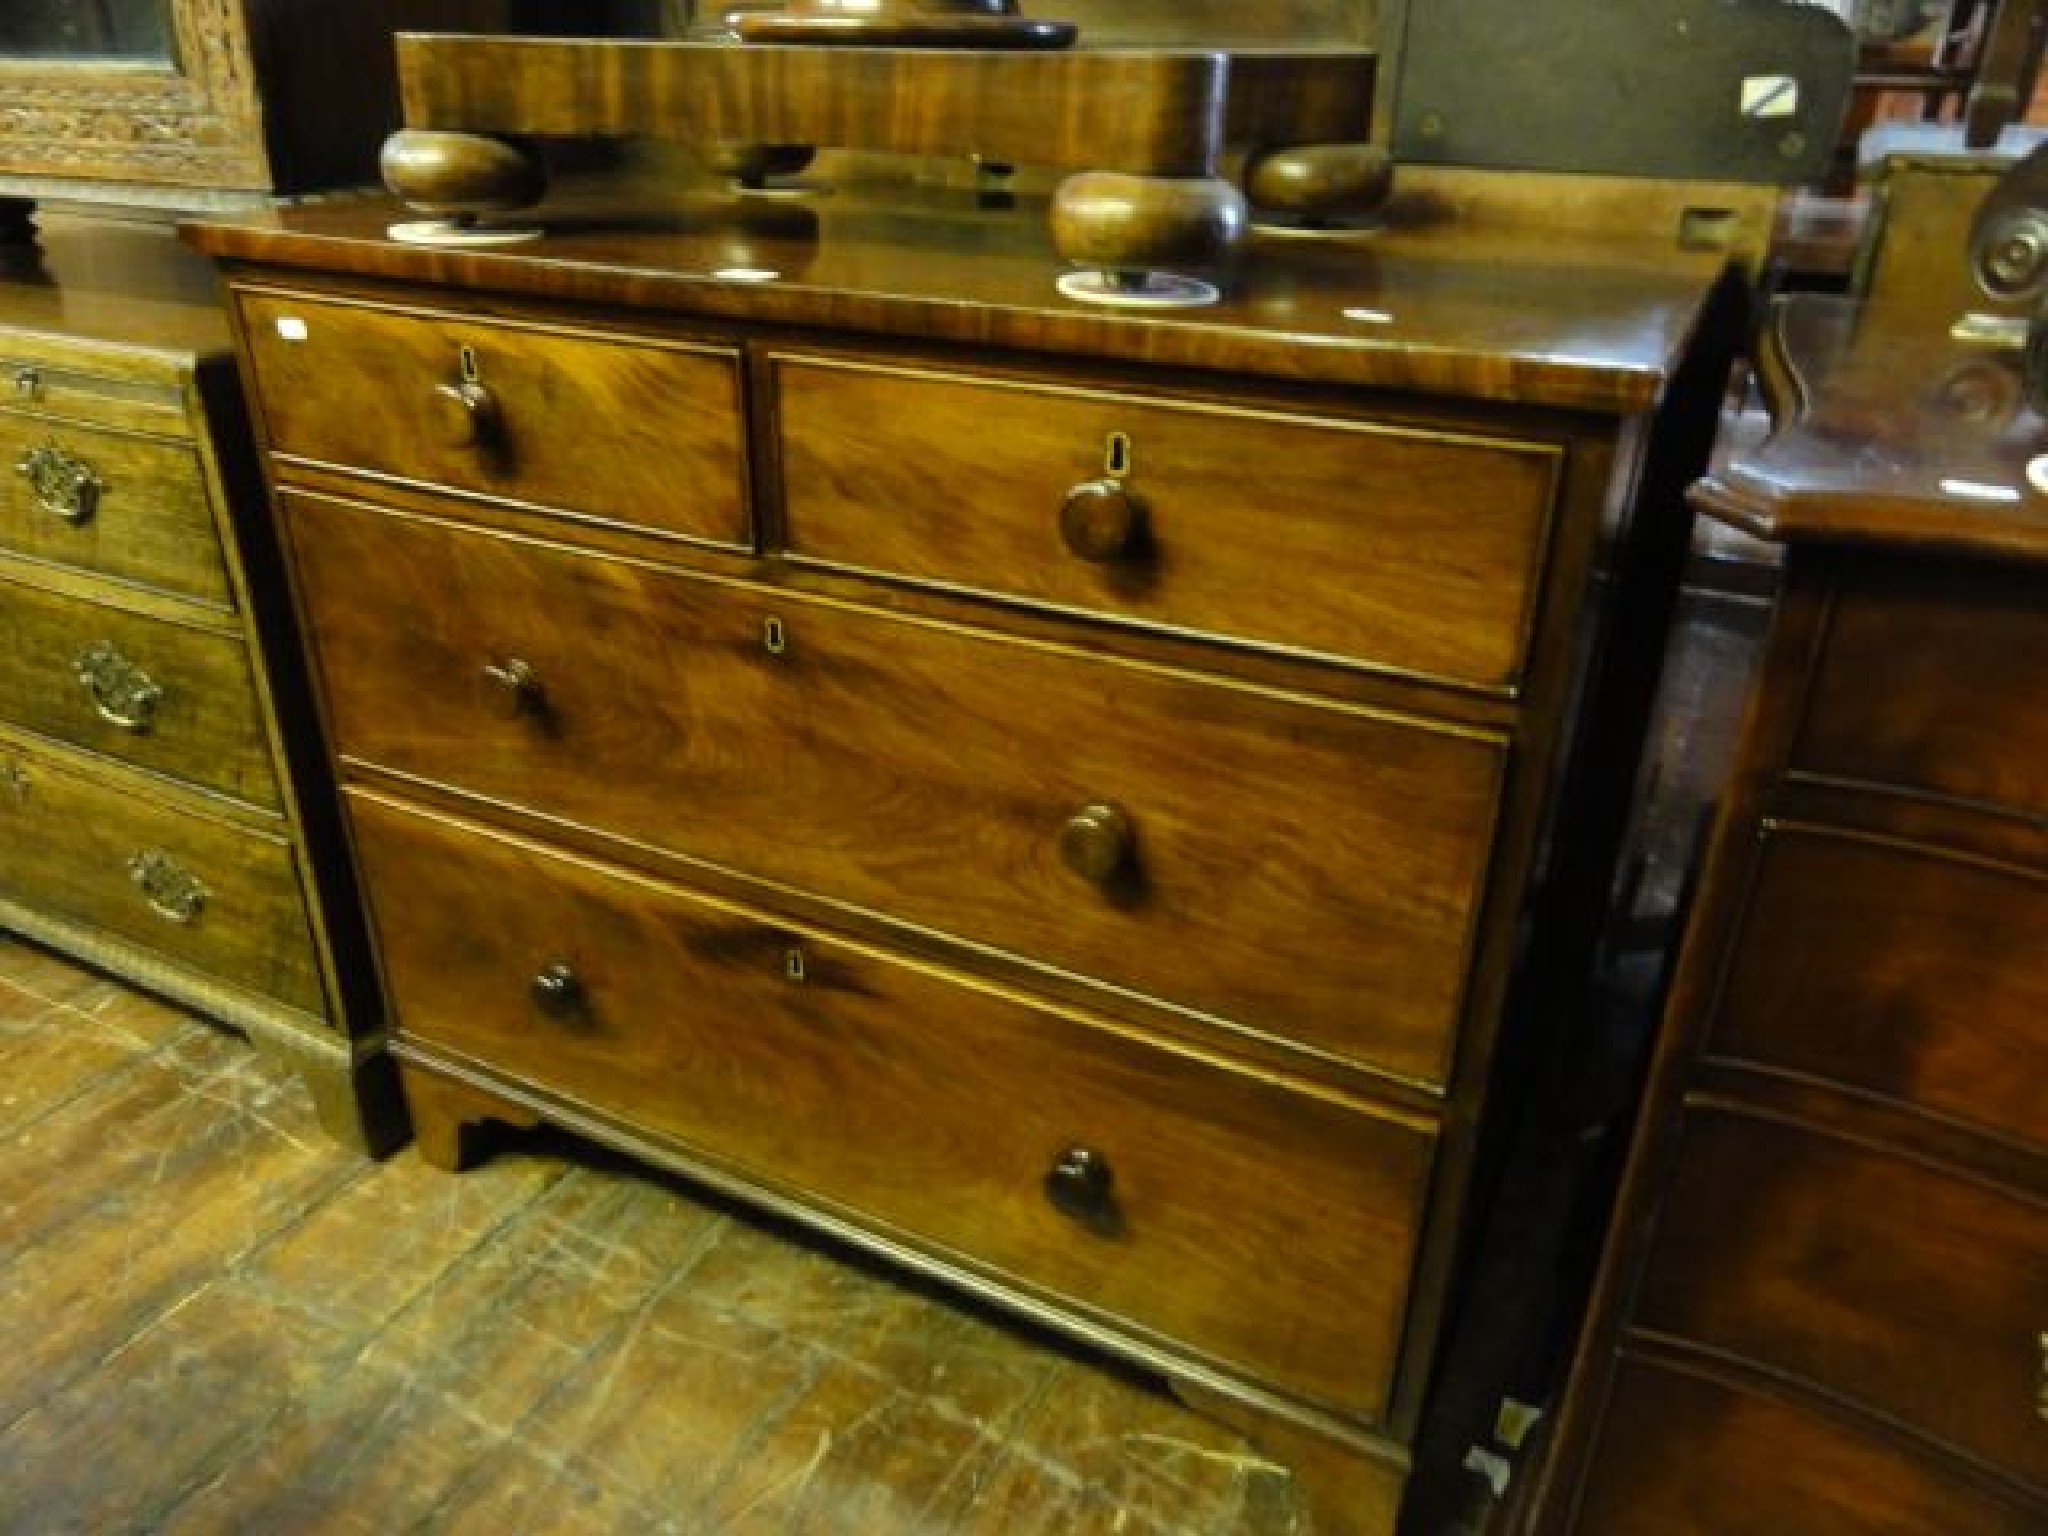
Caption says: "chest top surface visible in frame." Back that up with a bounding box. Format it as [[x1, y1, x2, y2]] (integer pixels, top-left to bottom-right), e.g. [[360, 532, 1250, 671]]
[[182, 173, 1728, 416], [1696, 292, 2048, 563]]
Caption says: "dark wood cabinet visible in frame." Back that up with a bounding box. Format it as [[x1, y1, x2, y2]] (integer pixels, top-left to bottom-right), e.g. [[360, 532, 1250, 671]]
[[1532, 293, 2048, 1534], [187, 173, 1739, 1532]]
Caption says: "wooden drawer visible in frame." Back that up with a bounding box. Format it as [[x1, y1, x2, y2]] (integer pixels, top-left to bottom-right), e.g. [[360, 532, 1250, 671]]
[[0, 574, 278, 810], [234, 286, 749, 549], [1711, 825, 2048, 1155], [0, 732, 323, 1016], [1, 411, 230, 608], [352, 790, 1437, 1422], [1637, 1109, 2048, 1491], [774, 354, 1560, 689], [1571, 1356, 2046, 1535], [1795, 562, 2048, 820], [288, 492, 1504, 1089]]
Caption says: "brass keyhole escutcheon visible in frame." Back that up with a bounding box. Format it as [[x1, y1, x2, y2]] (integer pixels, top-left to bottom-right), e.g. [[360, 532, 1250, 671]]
[[783, 946, 808, 983], [762, 615, 789, 657], [1, 759, 26, 804]]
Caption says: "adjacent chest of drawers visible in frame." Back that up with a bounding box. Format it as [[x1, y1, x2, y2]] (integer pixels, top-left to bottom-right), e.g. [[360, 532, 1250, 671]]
[[0, 218, 395, 1152], [191, 186, 1737, 1532], [1534, 296, 2048, 1534]]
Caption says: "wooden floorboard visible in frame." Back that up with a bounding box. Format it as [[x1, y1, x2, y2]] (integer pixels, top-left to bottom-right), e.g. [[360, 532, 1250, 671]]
[[0, 934, 1315, 1535]]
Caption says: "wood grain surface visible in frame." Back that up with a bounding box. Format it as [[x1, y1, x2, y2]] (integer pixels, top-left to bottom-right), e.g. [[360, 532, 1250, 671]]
[[284, 491, 1504, 1090], [773, 352, 1559, 691]]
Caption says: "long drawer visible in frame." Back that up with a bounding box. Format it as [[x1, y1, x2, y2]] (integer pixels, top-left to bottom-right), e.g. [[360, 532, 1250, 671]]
[[352, 788, 1438, 1422], [1710, 824, 2048, 1155], [0, 731, 322, 1016], [1, 410, 231, 607], [286, 491, 1505, 1089], [234, 286, 750, 550], [774, 353, 1561, 691], [0, 572, 278, 810], [1794, 562, 2048, 820], [1636, 1108, 2048, 1491], [1572, 1355, 2047, 1535]]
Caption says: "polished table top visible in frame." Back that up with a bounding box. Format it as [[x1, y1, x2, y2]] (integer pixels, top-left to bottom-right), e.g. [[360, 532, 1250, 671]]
[[182, 170, 1735, 416]]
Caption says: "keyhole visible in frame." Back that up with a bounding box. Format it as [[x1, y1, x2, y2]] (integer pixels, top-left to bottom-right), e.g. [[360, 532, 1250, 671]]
[[784, 947, 807, 983], [1103, 431, 1133, 477], [762, 616, 788, 656], [459, 344, 481, 384]]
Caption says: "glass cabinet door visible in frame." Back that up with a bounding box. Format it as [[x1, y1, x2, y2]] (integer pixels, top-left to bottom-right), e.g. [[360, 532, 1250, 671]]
[[0, 0, 172, 62]]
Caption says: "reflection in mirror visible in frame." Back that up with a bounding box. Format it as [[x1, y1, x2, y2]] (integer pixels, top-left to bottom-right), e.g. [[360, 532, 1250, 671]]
[[0, 0, 172, 62]]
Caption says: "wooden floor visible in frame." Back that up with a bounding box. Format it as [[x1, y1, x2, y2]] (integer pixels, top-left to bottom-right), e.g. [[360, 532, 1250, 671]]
[[0, 932, 1392, 1535]]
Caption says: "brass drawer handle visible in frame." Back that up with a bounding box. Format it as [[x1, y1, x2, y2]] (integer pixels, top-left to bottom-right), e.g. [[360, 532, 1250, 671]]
[[17, 441, 103, 525], [529, 961, 584, 1018], [1059, 801, 1135, 887], [1044, 1144, 1122, 1236], [127, 849, 207, 925], [75, 641, 162, 732], [1059, 478, 1146, 563], [481, 657, 545, 719]]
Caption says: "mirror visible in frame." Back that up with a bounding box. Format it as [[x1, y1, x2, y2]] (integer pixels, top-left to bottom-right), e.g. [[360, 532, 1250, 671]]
[[0, 0, 172, 63]]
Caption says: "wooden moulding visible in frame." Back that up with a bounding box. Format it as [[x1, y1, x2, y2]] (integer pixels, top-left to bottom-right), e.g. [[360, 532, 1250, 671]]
[[394, 35, 1375, 177]]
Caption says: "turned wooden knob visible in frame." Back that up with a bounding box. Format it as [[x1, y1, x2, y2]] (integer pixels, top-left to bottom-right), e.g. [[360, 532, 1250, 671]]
[[481, 657, 544, 719], [1050, 173, 1246, 278], [529, 962, 584, 1018], [1242, 143, 1394, 226], [704, 142, 817, 188], [1060, 802, 1134, 886], [380, 130, 546, 220], [1059, 478, 1145, 562], [432, 380, 499, 449], [1043, 1144, 1117, 1230]]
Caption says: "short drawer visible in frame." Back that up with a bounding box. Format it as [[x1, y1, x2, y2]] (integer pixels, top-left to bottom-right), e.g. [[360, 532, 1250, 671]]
[[774, 355, 1561, 689], [1795, 561, 2048, 820], [234, 286, 749, 549], [288, 492, 1505, 1089], [1710, 824, 2048, 1154], [1, 412, 230, 607], [1571, 1356, 2046, 1536], [0, 574, 278, 809], [352, 790, 1437, 1422], [1637, 1108, 2048, 1492], [0, 733, 323, 1016]]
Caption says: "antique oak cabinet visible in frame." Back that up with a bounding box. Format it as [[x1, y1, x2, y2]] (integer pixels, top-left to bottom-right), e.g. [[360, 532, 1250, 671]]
[[1532, 294, 2048, 1533], [187, 176, 1739, 1530], [0, 217, 393, 1149]]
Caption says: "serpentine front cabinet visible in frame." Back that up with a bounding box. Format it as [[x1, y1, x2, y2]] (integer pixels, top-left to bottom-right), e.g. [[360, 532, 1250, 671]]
[[188, 181, 1737, 1532]]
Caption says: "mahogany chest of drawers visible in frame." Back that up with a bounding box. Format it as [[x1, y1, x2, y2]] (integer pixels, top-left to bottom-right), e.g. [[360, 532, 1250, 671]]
[[188, 180, 1739, 1531], [0, 217, 393, 1150], [1533, 295, 2048, 1533]]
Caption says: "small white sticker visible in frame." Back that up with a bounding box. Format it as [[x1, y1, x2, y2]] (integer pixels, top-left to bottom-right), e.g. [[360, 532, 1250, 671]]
[[275, 315, 309, 342], [712, 267, 780, 283], [1741, 75, 1800, 120], [1939, 477, 2022, 503], [1342, 307, 1395, 325]]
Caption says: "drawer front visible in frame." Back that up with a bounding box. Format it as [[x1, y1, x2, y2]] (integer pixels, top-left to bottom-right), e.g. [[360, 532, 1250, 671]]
[[0, 735, 323, 1015], [1638, 1109, 2048, 1490], [352, 790, 1437, 1422], [1712, 825, 2048, 1154], [1572, 1356, 2046, 1536], [234, 287, 749, 549], [1796, 562, 2048, 820], [775, 355, 1560, 689], [289, 493, 1504, 1089], [1, 412, 230, 607], [0, 575, 278, 809]]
